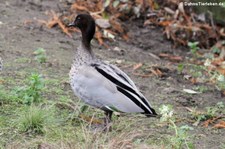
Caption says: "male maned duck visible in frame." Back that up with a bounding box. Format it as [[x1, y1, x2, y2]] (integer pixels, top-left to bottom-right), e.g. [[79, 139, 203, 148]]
[[68, 14, 157, 125]]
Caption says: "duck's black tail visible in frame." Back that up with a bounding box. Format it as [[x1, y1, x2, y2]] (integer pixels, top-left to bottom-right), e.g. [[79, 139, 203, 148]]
[[144, 107, 161, 118]]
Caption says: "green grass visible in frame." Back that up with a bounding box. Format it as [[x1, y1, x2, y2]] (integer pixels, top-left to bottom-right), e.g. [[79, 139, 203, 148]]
[[12, 73, 45, 105], [159, 104, 194, 149], [34, 48, 47, 63], [1, 68, 156, 148], [188, 41, 199, 57]]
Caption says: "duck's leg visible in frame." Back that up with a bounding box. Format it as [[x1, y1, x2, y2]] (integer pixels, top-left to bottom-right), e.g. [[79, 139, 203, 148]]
[[104, 110, 113, 131]]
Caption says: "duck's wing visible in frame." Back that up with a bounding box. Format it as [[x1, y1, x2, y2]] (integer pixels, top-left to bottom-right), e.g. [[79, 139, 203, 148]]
[[90, 62, 157, 116]]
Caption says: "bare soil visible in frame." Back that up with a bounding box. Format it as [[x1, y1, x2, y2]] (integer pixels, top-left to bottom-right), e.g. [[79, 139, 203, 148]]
[[0, 0, 224, 149]]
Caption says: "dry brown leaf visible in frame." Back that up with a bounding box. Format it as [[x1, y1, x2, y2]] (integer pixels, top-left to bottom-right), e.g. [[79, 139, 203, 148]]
[[158, 20, 172, 27], [147, 0, 155, 10], [156, 68, 163, 76], [133, 63, 143, 71], [213, 120, 225, 129], [71, 3, 89, 12], [132, 72, 153, 78], [211, 58, 224, 66], [216, 67, 225, 76], [96, 0, 103, 10], [158, 53, 182, 62], [44, 10, 72, 38], [169, 56, 183, 62], [175, 24, 202, 32], [144, 17, 158, 26], [47, 10, 59, 27], [122, 33, 129, 41], [95, 27, 104, 45], [132, 63, 160, 78], [95, 27, 109, 48], [110, 20, 124, 33], [202, 116, 222, 127], [135, 0, 144, 5], [172, 34, 187, 45], [190, 78, 197, 84], [223, 90, 225, 96], [150, 68, 163, 76], [57, 19, 72, 38], [46, 20, 58, 28]]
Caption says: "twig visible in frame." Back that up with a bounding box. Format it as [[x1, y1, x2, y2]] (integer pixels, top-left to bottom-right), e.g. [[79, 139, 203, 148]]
[[79, 114, 103, 124]]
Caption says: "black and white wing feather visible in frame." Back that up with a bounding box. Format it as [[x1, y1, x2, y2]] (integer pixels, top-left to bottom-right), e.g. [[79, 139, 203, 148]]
[[91, 62, 157, 116]]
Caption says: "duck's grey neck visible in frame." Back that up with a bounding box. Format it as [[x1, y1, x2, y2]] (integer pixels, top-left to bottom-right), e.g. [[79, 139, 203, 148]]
[[73, 42, 95, 65], [72, 28, 95, 66]]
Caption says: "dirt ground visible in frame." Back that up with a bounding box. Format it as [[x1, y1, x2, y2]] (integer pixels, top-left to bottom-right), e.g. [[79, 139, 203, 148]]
[[0, 0, 224, 149]]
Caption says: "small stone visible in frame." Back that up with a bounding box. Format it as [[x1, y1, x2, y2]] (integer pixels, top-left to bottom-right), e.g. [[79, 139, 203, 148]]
[[112, 47, 125, 55], [113, 47, 122, 52], [115, 59, 123, 64], [95, 19, 111, 29]]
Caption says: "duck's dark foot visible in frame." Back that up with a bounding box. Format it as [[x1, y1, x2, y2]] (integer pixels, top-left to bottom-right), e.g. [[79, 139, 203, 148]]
[[103, 116, 112, 132], [79, 111, 113, 132], [88, 117, 112, 132], [103, 110, 113, 132], [90, 110, 113, 132]]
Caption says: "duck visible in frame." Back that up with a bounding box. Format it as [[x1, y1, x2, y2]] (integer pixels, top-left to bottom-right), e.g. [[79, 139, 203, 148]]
[[68, 14, 157, 126]]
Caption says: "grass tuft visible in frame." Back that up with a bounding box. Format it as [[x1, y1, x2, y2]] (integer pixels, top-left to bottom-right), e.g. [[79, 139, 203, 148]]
[[18, 106, 51, 134]]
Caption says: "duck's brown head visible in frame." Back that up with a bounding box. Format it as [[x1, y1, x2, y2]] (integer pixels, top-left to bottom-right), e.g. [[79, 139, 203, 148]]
[[69, 14, 95, 48]]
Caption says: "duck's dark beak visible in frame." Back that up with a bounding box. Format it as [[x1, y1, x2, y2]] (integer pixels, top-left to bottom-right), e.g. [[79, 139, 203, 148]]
[[67, 22, 76, 27]]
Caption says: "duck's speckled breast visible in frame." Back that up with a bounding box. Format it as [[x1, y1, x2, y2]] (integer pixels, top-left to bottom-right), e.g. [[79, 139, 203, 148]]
[[69, 44, 102, 107]]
